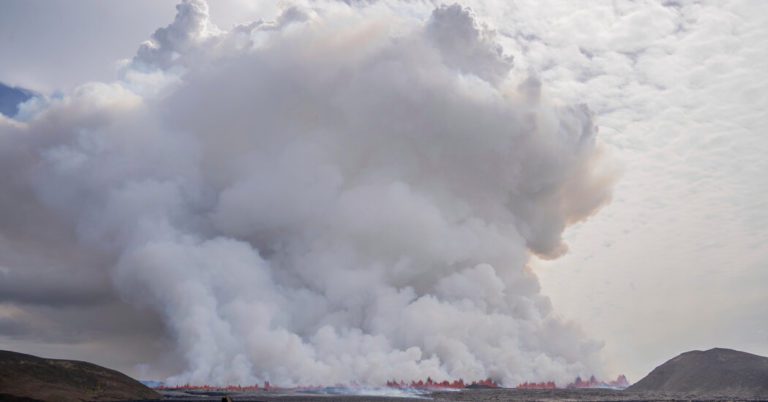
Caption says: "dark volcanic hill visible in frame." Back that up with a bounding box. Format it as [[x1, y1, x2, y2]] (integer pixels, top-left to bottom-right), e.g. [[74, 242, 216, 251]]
[[627, 347, 768, 398], [0, 350, 160, 402]]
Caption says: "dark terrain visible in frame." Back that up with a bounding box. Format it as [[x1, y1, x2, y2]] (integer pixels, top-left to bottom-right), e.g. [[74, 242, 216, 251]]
[[4, 348, 768, 401], [128, 387, 768, 401], [627, 347, 768, 399], [0, 350, 160, 402]]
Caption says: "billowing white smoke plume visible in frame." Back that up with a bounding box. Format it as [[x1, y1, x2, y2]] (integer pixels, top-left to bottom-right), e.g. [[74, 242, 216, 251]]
[[0, 0, 616, 387]]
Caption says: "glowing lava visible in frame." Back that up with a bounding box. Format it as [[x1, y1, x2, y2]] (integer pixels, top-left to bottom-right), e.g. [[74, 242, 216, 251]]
[[516, 381, 557, 389], [156, 382, 272, 392], [151, 375, 627, 393], [386, 377, 499, 389], [516, 375, 630, 390], [568, 375, 630, 389]]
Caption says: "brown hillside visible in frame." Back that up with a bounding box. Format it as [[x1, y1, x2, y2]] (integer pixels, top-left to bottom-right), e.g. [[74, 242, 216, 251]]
[[627, 347, 768, 398], [0, 350, 160, 402]]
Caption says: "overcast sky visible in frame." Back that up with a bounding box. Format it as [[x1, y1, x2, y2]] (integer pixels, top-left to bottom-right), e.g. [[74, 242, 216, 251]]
[[0, 0, 766, 384]]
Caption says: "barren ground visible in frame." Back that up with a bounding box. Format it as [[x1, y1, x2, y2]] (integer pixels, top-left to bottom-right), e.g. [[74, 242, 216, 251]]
[[117, 388, 768, 401]]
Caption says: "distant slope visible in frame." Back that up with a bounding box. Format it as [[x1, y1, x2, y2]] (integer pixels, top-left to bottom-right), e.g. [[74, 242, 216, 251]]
[[627, 347, 768, 398], [0, 350, 160, 402], [0, 82, 35, 117]]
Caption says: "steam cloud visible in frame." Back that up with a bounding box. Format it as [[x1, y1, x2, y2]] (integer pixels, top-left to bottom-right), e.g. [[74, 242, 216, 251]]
[[0, 0, 617, 387]]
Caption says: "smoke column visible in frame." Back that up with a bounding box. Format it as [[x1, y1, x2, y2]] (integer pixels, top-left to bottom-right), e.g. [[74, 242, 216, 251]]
[[0, 0, 617, 386]]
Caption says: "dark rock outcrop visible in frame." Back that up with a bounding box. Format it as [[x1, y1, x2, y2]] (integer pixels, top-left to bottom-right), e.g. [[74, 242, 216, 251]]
[[627, 347, 768, 398], [0, 350, 160, 402]]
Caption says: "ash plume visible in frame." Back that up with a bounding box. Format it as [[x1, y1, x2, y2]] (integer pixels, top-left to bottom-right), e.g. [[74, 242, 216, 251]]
[[0, 0, 617, 387]]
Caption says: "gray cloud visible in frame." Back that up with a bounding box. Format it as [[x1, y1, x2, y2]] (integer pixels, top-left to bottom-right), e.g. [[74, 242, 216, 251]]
[[426, 4, 513, 85], [133, 0, 220, 71], [484, 0, 768, 381], [0, 0, 618, 386]]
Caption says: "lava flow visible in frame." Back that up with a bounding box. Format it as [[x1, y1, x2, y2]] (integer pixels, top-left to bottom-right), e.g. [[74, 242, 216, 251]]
[[156, 382, 272, 392], [569, 375, 629, 389], [151, 375, 627, 393], [516, 381, 557, 389], [386, 377, 499, 390], [516, 375, 629, 390]]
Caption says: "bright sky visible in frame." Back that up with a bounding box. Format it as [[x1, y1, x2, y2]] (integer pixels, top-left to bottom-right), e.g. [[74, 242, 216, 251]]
[[1, 0, 766, 384]]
